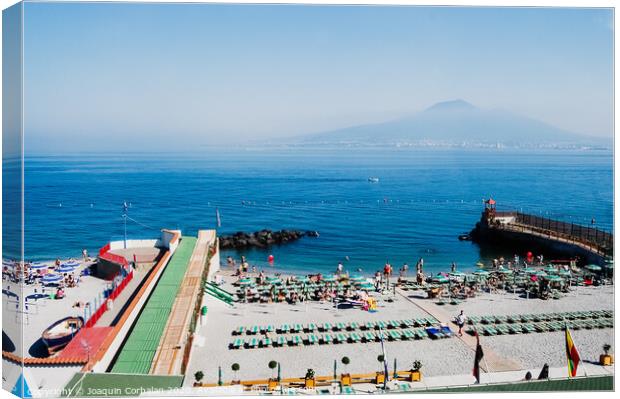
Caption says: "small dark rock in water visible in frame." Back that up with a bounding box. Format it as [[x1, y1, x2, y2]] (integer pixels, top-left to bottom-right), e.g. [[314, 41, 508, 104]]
[[219, 229, 319, 249]]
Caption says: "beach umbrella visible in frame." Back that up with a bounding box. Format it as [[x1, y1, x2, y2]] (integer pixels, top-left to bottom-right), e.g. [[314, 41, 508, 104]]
[[28, 262, 48, 270], [543, 266, 558, 274], [475, 262, 484, 268], [297, 276, 310, 283], [42, 273, 62, 284], [62, 260, 80, 267], [266, 276, 281, 284], [350, 275, 365, 282], [449, 271, 465, 277], [497, 269, 513, 275], [432, 276, 450, 284], [359, 282, 374, 290], [544, 275, 563, 282], [238, 278, 253, 285], [57, 264, 77, 273], [323, 275, 337, 282], [522, 267, 538, 274], [473, 269, 489, 276], [585, 264, 602, 272]]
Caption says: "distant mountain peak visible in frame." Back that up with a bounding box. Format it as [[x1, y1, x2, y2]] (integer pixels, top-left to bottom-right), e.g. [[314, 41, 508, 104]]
[[425, 99, 478, 112]]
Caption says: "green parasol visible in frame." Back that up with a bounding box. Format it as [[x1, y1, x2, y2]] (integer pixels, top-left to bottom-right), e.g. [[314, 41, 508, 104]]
[[585, 264, 602, 272]]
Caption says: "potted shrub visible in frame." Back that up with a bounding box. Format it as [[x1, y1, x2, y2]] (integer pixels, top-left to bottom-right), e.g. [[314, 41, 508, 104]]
[[409, 360, 422, 382], [375, 355, 386, 384], [231, 363, 240, 384], [600, 344, 614, 366], [193, 371, 204, 387], [268, 360, 279, 390], [304, 368, 316, 389], [341, 356, 352, 386]]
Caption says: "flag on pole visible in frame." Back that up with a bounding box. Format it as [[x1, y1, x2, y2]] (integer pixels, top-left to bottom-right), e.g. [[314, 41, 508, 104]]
[[565, 325, 581, 377], [473, 330, 484, 384], [215, 208, 221, 228]]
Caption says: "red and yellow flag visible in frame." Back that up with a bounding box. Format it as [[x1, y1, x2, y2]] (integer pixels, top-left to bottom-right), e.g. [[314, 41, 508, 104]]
[[565, 326, 581, 377]]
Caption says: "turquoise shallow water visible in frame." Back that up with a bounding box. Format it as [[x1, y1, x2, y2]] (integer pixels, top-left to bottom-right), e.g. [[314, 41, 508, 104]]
[[15, 148, 613, 275]]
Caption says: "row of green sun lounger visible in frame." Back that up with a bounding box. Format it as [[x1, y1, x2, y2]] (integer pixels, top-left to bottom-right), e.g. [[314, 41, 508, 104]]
[[232, 318, 440, 336], [229, 328, 437, 349], [467, 310, 613, 325], [468, 318, 613, 336]]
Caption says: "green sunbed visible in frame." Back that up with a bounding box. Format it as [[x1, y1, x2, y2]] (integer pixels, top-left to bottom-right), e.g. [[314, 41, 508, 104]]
[[388, 330, 402, 341], [349, 332, 361, 343], [289, 335, 302, 346], [306, 334, 319, 345], [279, 324, 290, 333], [335, 322, 346, 331], [321, 334, 332, 345], [306, 323, 317, 332], [363, 332, 376, 342], [348, 321, 360, 331], [247, 338, 259, 348], [234, 326, 245, 335], [261, 338, 272, 347], [230, 338, 243, 349], [276, 336, 286, 347]]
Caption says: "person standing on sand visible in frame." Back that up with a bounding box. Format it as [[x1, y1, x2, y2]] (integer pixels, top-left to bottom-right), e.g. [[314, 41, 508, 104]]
[[455, 310, 466, 336]]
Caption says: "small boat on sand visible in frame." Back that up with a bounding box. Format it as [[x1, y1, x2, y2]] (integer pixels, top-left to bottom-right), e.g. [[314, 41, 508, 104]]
[[41, 316, 83, 355]]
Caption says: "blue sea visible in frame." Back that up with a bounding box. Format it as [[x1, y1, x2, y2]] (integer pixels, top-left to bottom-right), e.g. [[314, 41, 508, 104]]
[[21, 148, 612, 275]]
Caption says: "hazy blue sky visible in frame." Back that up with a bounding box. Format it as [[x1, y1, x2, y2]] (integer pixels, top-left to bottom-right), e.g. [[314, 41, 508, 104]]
[[22, 2, 613, 152]]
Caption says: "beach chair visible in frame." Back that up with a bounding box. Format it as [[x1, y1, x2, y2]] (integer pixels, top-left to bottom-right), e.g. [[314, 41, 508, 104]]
[[506, 315, 520, 324], [263, 325, 275, 333], [521, 324, 535, 334], [400, 329, 414, 340], [415, 328, 428, 339], [363, 331, 376, 342], [261, 337, 272, 347], [495, 315, 508, 324], [375, 321, 388, 330], [306, 323, 317, 332], [341, 386, 355, 395], [531, 314, 543, 322], [402, 319, 415, 327], [335, 322, 346, 331], [292, 323, 303, 333], [363, 321, 376, 330], [441, 325, 454, 337], [482, 326, 497, 336], [425, 327, 444, 339], [349, 332, 361, 343], [413, 318, 425, 327], [234, 326, 245, 335], [507, 324, 521, 334], [388, 330, 402, 341], [229, 338, 244, 349], [246, 338, 259, 348], [495, 324, 509, 335], [306, 334, 319, 345], [276, 336, 286, 347], [332, 333, 347, 344], [348, 321, 360, 331], [376, 330, 388, 340], [468, 316, 481, 325], [481, 316, 494, 325], [248, 325, 260, 335], [289, 335, 302, 346], [319, 322, 333, 332], [389, 320, 401, 329], [279, 324, 291, 333], [320, 334, 332, 345]]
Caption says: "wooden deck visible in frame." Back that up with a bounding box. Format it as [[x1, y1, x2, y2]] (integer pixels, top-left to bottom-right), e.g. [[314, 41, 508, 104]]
[[150, 230, 215, 375]]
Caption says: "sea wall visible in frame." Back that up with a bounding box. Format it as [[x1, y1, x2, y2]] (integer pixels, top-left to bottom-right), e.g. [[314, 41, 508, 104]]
[[473, 227, 606, 265]]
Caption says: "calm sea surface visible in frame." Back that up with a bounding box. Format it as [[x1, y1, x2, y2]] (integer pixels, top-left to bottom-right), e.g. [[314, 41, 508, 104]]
[[21, 148, 613, 275]]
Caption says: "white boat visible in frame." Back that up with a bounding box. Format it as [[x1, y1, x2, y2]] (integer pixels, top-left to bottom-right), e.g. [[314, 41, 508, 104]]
[[368, 177, 380, 183]]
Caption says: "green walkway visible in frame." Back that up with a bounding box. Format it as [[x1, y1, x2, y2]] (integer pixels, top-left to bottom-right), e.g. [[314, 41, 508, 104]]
[[111, 237, 197, 374]]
